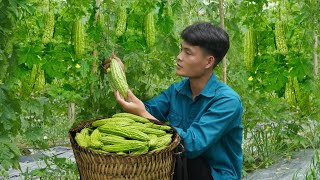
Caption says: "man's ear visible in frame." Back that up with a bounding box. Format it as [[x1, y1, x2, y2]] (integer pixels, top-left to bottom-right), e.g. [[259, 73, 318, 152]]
[[205, 56, 215, 69]]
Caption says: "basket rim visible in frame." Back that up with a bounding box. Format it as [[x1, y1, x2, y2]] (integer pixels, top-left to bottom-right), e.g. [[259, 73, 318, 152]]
[[69, 117, 181, 157]]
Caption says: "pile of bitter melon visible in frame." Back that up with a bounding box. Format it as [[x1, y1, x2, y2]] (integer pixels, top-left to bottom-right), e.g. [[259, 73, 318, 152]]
[[74, 112, 173, 155]]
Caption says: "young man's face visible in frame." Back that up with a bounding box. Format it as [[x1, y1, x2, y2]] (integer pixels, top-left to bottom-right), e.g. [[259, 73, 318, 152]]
[[176, 41, 213, 78]]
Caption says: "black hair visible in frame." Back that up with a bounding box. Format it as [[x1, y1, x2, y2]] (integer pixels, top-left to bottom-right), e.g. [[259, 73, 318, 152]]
[[181, 22, 230, 66]]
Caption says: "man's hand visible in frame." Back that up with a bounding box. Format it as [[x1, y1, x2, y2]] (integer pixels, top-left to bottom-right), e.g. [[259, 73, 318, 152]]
[[114, 89, 146, 116], [102, 53, 124, 71], [114, 89, 157, 120]]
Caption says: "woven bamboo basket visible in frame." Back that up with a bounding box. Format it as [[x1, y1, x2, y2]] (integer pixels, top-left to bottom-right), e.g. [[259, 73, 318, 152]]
[[69, 118, 181, 180]]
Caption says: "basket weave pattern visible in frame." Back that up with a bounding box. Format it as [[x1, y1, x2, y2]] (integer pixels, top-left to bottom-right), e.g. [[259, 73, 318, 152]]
[[69, 118, 180, 180]]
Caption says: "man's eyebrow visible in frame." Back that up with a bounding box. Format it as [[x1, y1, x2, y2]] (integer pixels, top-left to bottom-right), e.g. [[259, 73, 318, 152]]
[[180, 44, 192, 51]]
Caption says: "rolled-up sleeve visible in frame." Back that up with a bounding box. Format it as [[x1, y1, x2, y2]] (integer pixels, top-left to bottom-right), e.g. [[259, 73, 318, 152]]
[[175, 96, 243, 159]]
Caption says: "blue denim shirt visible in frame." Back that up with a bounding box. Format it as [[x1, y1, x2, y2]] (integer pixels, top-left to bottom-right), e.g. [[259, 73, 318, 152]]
[[144, 73, 243, 180]]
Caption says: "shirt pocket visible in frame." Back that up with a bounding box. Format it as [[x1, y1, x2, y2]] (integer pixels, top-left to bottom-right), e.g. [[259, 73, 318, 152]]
[[167, 110, 182, 127]]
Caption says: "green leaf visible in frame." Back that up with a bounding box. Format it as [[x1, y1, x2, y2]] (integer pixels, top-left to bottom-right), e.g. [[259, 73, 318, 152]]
[[0, 136, 20, 170], [78, 60, 90, 78], [42, 59, 67, 79], [157, 13, 174, 34], [31, 168, 47, 177], [18, 45, 43, 68]]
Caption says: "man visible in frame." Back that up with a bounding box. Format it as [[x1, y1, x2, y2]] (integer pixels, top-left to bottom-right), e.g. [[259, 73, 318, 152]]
[[112, 22, 243, 180]]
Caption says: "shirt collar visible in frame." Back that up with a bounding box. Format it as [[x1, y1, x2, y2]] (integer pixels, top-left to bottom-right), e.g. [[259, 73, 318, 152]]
[[175, 73, 219, 98]]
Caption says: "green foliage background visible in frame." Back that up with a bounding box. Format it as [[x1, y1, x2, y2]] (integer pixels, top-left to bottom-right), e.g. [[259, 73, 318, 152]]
[[0, 0, 319, 178]]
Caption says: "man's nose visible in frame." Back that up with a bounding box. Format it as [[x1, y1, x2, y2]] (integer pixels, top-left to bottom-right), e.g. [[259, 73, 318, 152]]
[[177, 52, 183, 61]]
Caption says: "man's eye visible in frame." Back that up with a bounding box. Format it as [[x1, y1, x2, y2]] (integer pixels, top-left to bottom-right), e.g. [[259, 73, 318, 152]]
[[186, 51, 191, 55]]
